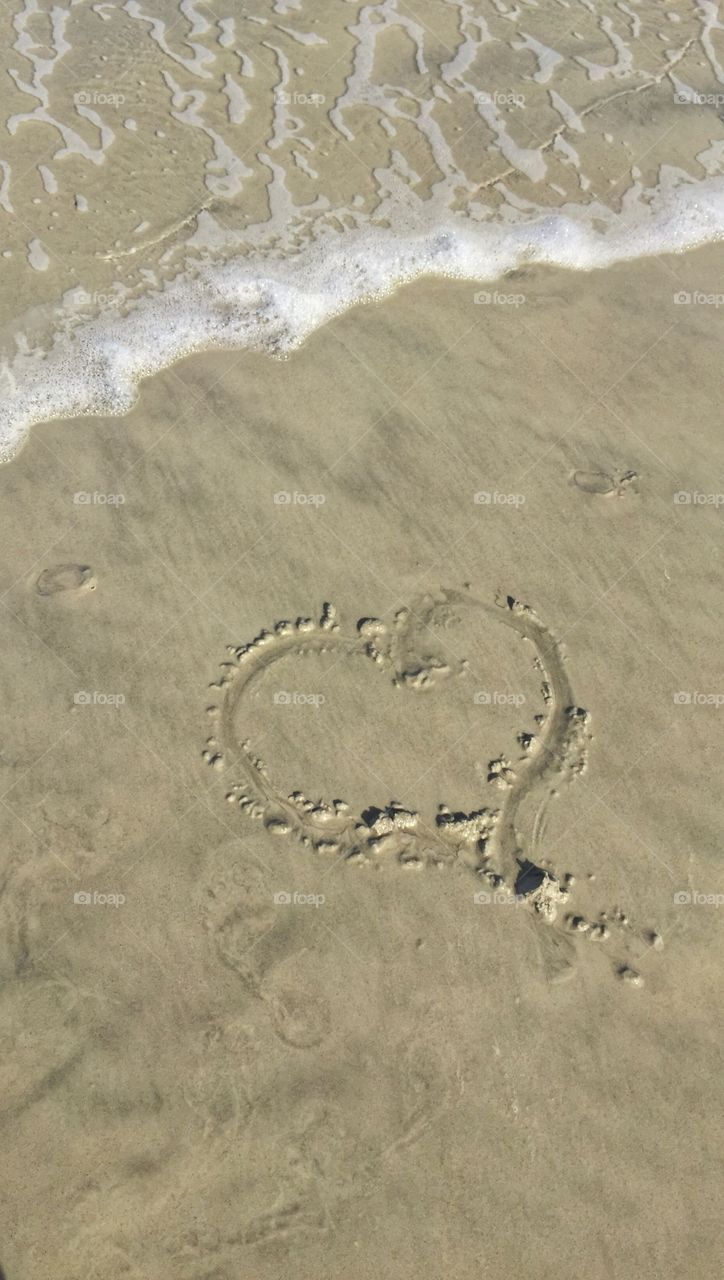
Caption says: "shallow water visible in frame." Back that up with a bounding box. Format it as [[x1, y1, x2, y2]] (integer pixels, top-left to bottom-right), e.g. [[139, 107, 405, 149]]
[[1, 0, 724, 455]]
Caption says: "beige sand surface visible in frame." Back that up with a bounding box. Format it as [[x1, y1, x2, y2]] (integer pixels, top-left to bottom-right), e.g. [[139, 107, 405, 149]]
[[1, 248, 724, 1279]]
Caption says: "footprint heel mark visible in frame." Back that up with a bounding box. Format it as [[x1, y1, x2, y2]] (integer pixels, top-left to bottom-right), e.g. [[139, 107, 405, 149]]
[[264, 982, 332, 1049], [203, 590, 660, 982]]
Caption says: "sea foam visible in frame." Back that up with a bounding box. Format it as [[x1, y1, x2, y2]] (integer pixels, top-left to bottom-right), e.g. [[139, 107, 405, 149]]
[[2, 172, 724, 460]]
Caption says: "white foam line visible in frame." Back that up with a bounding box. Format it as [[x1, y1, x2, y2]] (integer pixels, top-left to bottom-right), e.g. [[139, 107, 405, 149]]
[[2, 174, 724, 461]]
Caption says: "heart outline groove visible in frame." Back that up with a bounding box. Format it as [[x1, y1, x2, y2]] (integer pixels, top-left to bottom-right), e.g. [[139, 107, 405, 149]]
[[203, 588, 658, 984]]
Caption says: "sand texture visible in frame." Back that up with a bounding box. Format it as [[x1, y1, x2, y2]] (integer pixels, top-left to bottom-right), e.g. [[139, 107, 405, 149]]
[[0, 251, 723, 1278]]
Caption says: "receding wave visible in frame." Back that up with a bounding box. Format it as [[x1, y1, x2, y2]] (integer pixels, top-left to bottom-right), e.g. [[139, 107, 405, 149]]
[[1, 0, 724, 457]]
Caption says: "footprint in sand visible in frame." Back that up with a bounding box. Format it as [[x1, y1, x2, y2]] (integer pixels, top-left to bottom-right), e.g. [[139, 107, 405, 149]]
[[202, 590, 659, 985], [201, 843, 333, 1048], [182, 1054, 251, 1141], [203, 856, 277, 998], [36, 562, 96, 596], [390, 1014, 460, 1153], [263, 966, 332, 1050], [0, 978, 87, 1118]]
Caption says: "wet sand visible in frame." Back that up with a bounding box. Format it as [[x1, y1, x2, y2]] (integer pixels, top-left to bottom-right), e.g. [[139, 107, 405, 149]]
[[1, 249, 723, 1278]]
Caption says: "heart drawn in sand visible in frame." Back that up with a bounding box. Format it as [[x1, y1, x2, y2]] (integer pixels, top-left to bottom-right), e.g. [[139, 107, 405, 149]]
[[204, 589, 591, 881], [201, 589, 660, 984]]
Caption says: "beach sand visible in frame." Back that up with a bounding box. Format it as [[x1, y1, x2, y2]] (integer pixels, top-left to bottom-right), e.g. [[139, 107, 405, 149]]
[[1, 245, 723, 1278]]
